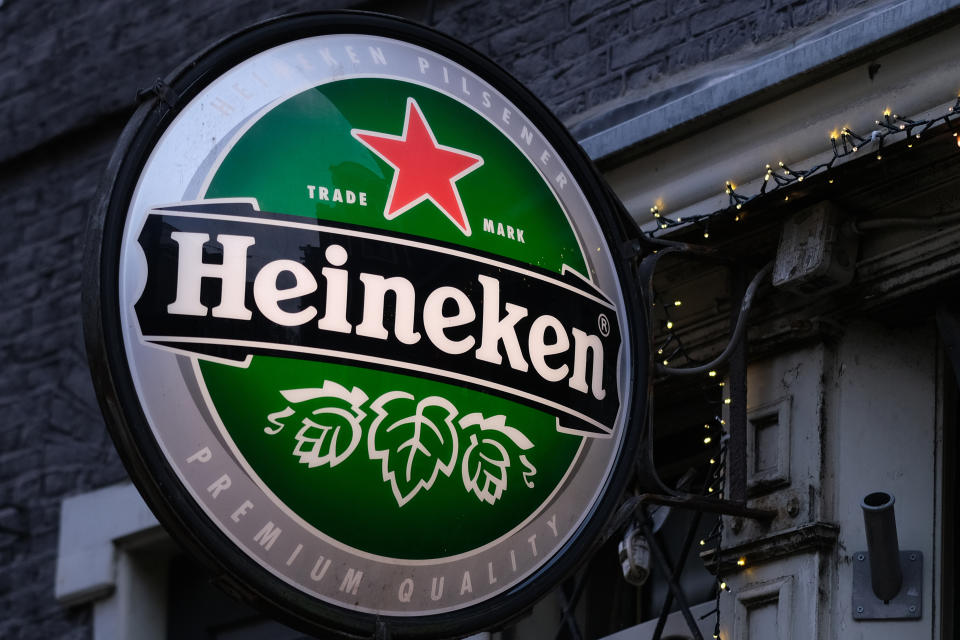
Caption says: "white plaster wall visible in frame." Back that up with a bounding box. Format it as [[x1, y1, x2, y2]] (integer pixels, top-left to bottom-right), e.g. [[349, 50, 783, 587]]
[[823, 320, 940, 639]]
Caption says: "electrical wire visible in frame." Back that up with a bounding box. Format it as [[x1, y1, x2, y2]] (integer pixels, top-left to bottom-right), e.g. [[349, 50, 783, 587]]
[[655, 262, 773, 377]]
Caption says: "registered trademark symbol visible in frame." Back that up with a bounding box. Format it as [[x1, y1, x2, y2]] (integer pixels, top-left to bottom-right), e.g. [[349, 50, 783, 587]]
[[598, 313, 610, 337]]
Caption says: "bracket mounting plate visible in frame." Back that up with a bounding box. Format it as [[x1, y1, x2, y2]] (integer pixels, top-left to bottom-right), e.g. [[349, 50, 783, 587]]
[[852, 550, 922, 620]]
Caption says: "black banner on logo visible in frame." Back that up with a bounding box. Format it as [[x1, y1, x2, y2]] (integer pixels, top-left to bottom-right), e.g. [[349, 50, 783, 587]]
[[134, 201, 621, 437]]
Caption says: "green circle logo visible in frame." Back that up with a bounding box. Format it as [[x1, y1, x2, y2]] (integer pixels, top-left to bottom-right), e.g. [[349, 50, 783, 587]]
[[88, 15, 644, 637]]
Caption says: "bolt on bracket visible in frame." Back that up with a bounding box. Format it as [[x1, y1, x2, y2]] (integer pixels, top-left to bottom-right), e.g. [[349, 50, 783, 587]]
[[852, 550, 923, 620]]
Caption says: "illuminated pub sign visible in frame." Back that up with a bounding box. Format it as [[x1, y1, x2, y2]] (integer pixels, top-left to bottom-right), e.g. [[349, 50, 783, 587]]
[[84, 11, 646, 638]]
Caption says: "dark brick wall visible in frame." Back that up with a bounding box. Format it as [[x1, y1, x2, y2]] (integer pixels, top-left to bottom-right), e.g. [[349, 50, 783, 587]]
[[0, 0, 888, 638], [0, 123, 129, 639]]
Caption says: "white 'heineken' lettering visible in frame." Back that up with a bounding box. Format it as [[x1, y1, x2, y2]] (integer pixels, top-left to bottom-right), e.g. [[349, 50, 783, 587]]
[[423, 286, 476, 355], [254, 259, 318, 326], [167, 232, 254, 319], [163, 232, 607, 400], [475, 275, 529, 372], [356, 274, 421, 344]]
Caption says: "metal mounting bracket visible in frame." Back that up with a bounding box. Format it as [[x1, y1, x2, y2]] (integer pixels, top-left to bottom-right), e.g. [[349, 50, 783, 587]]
[[852, 550, 923, 620]]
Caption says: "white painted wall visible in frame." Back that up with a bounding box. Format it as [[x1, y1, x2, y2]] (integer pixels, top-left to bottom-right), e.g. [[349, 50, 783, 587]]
[[823, 321, 940, 639]]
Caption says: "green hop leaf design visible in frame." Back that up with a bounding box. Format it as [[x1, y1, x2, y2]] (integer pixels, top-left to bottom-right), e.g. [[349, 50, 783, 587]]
[[459, 413, 536, 505], [265, 381, 368, 468], [368, 391, 459, 506]]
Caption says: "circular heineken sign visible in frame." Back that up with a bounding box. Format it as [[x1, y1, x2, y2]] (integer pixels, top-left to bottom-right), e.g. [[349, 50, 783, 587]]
[[84, 11, 646, 638]]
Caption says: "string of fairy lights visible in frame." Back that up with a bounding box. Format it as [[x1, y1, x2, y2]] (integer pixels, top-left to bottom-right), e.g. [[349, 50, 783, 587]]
[[633, 94, 960, 638], [645, 94, 960, 241], [701, 388, 728, 640], [652, 285, 732, 639]]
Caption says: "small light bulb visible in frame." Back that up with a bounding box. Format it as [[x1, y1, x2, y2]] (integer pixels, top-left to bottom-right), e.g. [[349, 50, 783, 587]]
[[704, 231, 710, 239], [674, 300, 682, 307], [724, 398, 731, 405], [718, 381, 725, 387], [704, 423, 711, 429], [852, 146, 858, 152], [877, 154, 882, 160], [829, 178, 835, 184], [784, 196, 789, 201], [700, 539, 706, 546], [737, 557, 746, 567], [883, 108, 891, 116], [666, 321, 673, 329], [663, 359, 669, 366], [720, 581, 727, 590], [797, 175, 803, 181], [657, 348, 663, 355], [708, 487, 714, 493], [709, 458, 716, 464], [708, 370, 717, 377], [704, 436, 712, 444]]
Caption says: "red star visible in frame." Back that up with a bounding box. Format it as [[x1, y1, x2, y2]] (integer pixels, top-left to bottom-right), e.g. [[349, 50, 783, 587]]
[[352, 98, 484, 236]]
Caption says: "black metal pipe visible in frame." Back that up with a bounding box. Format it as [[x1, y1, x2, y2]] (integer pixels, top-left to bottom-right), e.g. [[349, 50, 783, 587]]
[[640, 517, 705, 640], [727, 265, 748, 503], [861, 491, 903, 602]]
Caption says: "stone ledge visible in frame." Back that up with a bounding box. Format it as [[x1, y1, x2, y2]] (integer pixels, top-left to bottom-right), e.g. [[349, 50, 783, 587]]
[[700, 521, 839, 575]]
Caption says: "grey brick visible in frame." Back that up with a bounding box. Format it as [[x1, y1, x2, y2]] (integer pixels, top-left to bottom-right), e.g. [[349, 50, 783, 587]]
[[665, 38, 710, 73], [554, 52, 608, 94], [707, 16, 760, 59], [570, 0, 624, 24], [554, 29, 591, 62], [509, 45, 554, 86], [587, 8, 633, 49], [554, 92, 587, 121], [690, 2, 754, 36], [488, 5, 566, 56], [625, 61, 665, 92], [587, 75, 625, 108], [793, 0, 831, 28], [611, 19, 686, 69]]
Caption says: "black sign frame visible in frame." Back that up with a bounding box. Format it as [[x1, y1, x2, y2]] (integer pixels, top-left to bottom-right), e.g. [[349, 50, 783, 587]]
[[83, 11, 648, 638]]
